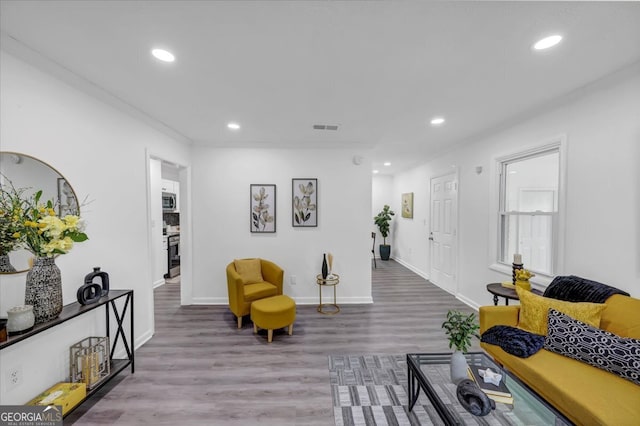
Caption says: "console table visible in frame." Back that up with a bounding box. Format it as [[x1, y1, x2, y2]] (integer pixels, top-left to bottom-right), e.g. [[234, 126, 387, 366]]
[[0, 289, 134, 417]]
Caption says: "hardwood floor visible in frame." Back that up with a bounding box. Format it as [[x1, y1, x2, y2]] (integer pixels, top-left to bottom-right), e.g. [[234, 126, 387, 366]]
[[66, 260, 480, 425]]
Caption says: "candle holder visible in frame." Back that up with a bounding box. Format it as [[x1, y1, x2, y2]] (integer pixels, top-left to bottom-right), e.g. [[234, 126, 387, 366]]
[[512, 263, 523, 285]]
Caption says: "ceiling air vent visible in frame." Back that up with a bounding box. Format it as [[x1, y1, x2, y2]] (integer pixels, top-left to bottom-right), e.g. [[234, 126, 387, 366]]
[[312, 124, 339, 131]]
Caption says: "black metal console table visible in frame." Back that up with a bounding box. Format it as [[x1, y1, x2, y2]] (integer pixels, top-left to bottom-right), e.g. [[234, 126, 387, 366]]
[[0, 289, 134, 416]]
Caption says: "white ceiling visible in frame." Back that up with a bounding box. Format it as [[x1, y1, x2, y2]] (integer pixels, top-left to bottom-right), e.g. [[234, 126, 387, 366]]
[[2, 1, 640, 175]]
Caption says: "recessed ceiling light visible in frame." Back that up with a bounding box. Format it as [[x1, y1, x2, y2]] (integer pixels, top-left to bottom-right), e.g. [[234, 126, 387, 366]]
[[227, 122, 241, 130], [533, 35, 562, 51], [151, 48, 175, 63], [373, 170, 379, 174], [384, 162, 391, 166], [430, 117, 445, 126]]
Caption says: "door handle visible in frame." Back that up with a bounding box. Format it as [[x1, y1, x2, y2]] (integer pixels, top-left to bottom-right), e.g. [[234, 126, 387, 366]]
[[428, 232, 434, 241]]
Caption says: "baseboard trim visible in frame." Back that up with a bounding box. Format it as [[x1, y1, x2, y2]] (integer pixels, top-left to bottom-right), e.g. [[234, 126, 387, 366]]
[[191, 296, 374, 305], [456, 293, 480, 311], [153, 279, 165, 289], [390, 256, 430, 281]]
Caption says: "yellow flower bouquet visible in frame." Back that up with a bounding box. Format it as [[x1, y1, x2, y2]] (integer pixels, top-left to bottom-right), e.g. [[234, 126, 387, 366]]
[[21, 189, 88, 257]]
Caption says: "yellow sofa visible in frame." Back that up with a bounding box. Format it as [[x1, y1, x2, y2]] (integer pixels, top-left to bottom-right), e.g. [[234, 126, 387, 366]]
[[480, 294, 640, 426], [226, 259, 283, 328]]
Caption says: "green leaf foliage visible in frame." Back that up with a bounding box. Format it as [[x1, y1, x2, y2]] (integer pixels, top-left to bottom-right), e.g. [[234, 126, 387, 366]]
[[373, 205, 395, 245], [441, 310, 480, 353]]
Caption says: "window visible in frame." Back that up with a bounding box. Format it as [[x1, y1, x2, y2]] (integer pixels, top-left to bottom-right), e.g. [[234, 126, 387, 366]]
[[498, 146, 561, 276]]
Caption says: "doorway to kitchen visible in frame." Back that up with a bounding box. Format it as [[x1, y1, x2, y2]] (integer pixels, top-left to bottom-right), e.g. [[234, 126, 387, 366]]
[[146, 152, 191, 322]]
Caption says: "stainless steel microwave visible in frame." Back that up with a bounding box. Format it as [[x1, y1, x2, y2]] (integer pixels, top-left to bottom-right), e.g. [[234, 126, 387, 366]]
[[162, 192, 177, 211]]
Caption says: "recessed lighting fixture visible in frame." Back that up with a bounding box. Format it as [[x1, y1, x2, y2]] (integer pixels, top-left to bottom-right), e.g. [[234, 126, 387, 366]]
[[151, 48, 175, 63], [430, 117, 445, 126], [533, 35, 562, 51], [384, 162, 391, 166], [227, 122, 241, 130], [373, 170, 379, 174]]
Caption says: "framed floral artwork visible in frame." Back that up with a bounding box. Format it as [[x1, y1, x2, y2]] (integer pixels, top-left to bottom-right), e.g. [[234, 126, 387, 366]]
[[250, 184, 276, 233], [292, 178, 317, 227], [401, 192, 413, 218]]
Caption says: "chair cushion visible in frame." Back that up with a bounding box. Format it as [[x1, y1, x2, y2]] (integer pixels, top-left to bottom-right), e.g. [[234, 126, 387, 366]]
[[243, 282, 278, 302], [234, 258, 263, 284], [516, 287, 606, 336]]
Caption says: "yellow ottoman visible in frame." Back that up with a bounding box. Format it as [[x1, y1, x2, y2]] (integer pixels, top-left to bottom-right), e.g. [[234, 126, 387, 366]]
[[250, 295, 296, 343]]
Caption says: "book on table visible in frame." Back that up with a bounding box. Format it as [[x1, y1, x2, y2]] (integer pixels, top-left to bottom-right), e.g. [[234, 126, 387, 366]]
[[467, 365, 514, 404]]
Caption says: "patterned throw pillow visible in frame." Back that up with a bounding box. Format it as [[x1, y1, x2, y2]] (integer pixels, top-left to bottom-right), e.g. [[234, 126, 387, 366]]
[[516, 287, 606, 336], [545, 308, 640, 386]]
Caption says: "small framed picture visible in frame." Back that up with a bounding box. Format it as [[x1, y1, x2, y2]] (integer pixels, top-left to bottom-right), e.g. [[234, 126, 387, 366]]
[[57, 178, 79, 216], [250, 184, 276, 233], [292, 178, 317, 227], [401, 192, 414, 218]]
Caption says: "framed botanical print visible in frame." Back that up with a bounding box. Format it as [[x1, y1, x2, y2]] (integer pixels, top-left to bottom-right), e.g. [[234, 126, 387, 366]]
[[292, 178, 317, 227], [250, 184, 276, 233], [401, 192, 414, 218]]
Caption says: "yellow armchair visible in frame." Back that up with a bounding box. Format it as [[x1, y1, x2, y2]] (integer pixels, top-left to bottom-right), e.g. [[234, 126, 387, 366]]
[[226, 258, 284, 328]]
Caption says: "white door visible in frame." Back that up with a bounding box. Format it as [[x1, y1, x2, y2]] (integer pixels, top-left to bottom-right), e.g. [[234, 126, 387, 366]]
[[429, 173, 458, 295]]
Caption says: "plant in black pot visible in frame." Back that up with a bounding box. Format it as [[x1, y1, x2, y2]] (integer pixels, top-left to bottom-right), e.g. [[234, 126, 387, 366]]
[[374, 205, 395, 260]]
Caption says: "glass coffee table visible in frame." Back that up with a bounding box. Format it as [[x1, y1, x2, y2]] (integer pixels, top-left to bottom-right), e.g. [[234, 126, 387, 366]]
[[407, 352, 572, 425]]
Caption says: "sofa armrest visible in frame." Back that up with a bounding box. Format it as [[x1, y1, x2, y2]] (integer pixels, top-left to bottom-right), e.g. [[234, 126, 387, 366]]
[[479, 306, 520, 334]]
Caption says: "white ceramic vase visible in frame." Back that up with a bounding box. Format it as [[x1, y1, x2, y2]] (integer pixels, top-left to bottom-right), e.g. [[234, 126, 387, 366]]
[[450, 350, 469, 384]]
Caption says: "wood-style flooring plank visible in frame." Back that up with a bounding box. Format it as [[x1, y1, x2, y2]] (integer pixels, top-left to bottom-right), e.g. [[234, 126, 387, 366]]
[[65, 260, 480, 425]]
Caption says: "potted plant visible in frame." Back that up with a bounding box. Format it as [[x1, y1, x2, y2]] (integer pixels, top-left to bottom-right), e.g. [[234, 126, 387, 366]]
[[373, 205, 395, 260], [442, 310, 480, 384]]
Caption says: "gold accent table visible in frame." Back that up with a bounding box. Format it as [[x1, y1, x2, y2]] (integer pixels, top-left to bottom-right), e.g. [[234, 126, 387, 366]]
[[316, 274, 340, 314]]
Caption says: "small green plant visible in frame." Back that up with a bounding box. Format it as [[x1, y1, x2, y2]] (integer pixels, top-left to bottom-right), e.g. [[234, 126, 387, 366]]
[[373, 205, 395, 245], [441, 310, 480, 353]]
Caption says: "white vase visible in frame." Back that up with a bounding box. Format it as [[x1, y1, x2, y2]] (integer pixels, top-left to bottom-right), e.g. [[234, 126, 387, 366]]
[[450, 350, 469, 384]]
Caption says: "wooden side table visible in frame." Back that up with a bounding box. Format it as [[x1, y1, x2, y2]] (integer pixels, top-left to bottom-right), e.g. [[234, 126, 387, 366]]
[[316, 274, 339, 314], [486, 283, 543, 306]]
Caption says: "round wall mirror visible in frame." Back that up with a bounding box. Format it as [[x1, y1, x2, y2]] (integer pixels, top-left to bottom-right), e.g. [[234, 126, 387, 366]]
[[0, 152, 79, 274]]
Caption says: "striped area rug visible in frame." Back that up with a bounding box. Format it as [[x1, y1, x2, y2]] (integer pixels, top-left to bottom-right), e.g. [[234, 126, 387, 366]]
[[329, 354, 442, 426]]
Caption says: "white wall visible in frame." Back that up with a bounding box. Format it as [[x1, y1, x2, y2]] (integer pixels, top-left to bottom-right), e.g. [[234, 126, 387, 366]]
[[0, 52, 191, 404], [190, 147, 373, 305], [371, 174, 393, 254], [149, 158, 165, 286], [385, 64, 640, 308]]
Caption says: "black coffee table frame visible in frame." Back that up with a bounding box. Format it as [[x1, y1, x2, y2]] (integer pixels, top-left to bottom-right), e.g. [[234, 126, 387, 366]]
[[407, 352, 573, 426]]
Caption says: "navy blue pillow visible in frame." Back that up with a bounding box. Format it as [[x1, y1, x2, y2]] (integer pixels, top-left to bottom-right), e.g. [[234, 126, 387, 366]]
[[481, 325, 545, 358]]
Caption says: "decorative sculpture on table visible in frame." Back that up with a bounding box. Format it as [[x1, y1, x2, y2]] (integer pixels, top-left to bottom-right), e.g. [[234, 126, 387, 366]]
[[321, 253, 328, 279], [515, 268, 535, 291], [78, 266, 110, 305], [456, 379, 496, 416]]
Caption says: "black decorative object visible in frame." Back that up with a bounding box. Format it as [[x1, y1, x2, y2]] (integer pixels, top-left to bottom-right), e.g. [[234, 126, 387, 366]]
[[85, 266, 110, 296], [321, 253, 328, 279], [77, 267, 110, 305], [77, 283, 102, 305], [511, 262, 523, 285], [456, 379, 495, 416]]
